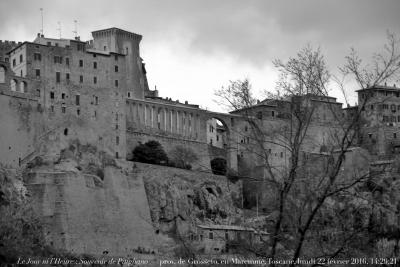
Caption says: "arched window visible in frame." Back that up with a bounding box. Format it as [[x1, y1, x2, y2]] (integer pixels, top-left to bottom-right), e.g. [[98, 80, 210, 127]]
[[10, 79, 17, 91], [19, 81, 26, 93], [0, 66, 5, 83]]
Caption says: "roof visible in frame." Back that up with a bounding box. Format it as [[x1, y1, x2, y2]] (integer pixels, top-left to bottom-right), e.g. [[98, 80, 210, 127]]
[[356, 85, 400, 92], [91, 27, 142, 39], [197, 224, 269, 234]]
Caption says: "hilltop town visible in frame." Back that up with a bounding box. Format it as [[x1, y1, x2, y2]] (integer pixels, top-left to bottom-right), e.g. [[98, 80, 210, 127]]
[[1, 27, 400, 262]]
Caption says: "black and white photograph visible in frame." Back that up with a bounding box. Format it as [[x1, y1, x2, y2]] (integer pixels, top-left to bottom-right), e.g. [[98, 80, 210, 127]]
[[0, 0, 400, 266]]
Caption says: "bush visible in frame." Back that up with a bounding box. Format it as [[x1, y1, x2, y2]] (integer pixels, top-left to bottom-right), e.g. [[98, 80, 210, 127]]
[[132, 140, 168, 165], [210, 158, 227, 175], [169, 146, 198, 169]]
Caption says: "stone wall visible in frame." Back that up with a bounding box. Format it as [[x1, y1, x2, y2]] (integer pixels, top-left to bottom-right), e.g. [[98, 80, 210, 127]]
[[24, 165, 157, 257]]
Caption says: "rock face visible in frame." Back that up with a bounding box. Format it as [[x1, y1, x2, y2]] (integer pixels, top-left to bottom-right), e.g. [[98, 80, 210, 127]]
[[24, 160, 157, 257], [136, 163, 243, 236]]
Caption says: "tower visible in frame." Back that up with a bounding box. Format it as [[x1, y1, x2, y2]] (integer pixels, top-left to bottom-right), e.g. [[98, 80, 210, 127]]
[[91, 28, 145, 99]]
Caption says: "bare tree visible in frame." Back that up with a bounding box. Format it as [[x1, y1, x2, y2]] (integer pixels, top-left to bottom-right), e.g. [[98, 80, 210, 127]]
[[215, 33, 400, 265]]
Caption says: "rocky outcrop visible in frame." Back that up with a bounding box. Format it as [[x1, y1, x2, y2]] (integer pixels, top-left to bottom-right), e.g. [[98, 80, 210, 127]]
[[136, 163, 243, 236]]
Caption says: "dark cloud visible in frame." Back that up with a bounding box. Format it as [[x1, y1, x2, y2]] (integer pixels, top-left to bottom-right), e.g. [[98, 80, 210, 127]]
[[0, 0, 399, 73]]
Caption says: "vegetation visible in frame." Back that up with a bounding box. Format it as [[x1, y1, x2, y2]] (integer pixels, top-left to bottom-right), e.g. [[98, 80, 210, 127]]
[[215, 33, 400, 264], [169, 145, 198, 170], [0, 167, 47, 263], [132, 140, 169, 165]]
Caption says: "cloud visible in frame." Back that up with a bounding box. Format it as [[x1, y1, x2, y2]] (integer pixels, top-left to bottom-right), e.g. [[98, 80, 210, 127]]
[[0, 0, 399, 111]]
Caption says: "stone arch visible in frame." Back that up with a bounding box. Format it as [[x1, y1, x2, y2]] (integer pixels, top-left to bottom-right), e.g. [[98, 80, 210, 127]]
[[204, 114, 237, 172], [19, 81, 27, 93], [0, 65, 5, 83], [10, 79, 17, 91]]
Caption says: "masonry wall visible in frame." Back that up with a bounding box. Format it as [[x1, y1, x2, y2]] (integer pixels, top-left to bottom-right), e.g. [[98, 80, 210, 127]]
[[24, 166, 157, 256]]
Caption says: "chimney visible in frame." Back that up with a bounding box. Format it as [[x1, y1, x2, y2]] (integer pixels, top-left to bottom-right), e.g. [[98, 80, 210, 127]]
[[185, 101, 188, 104], [41, 34, 44, 38], [37, 33, 40, 37]]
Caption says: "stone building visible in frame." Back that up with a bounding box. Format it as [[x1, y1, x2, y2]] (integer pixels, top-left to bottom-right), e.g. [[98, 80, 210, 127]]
[[0, 27, 243, 172], [357, 84, 400, 156], [190, 224, 268, 254]]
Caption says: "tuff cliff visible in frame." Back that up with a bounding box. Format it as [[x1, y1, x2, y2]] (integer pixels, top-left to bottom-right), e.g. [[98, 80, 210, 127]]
[[22, 141, 157, 257], [16, 140, 243, 258], [134, 163, 243, 253]]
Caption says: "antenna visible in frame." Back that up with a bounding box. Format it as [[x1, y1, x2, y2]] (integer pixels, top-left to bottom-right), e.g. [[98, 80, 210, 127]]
[[40, 8, 44, 35], [57, 21, 62, 39], [72, 20, 78, 38]]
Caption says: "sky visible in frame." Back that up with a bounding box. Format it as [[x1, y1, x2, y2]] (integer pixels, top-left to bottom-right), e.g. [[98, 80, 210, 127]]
[[0, 0, 399, 112]]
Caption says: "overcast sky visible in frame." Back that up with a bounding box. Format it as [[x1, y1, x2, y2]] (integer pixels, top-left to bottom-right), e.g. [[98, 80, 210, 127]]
[[1, 0, 399, 111]]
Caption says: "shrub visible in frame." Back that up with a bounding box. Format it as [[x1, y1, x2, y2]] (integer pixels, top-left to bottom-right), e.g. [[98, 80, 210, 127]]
[[169, 146, 198, 169], [210, 158, 227, 175], [132, 140, 168, 165]]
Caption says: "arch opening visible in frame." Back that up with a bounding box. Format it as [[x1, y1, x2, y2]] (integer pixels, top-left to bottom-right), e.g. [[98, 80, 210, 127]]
[[0, 66, 5, 83]]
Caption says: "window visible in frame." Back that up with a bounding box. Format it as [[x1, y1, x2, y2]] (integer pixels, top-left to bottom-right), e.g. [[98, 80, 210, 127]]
[[93, 76, 97, 84], [94, 95, 98, 105], [368, 133, 372, 139], [56, 72, 61, 83], [371, 105, 374, 110], [50, 91, 55, 99], [34, 53, 41, 61], [115, 65, 118, 72], [280, 152, 284, 158], [93, 62, 97, 69], [272, 111, 275, 117], [12, 59, 16, 67], [115, 124, 119, 130], [115, 80, 118, 87], [394, 133, 397, 139], [36, 89, 40, 97], [127, 92, 131, 98], [19, 54, 23, 63], [256, 111, 262, 119], [61, 93, 65, 99], [209, 231, 213, 239], [225, 231, 229, 240], [35, 69, 40, 78], [54, 56, 62, 64], [50, 105, 54, 112], [116, 136, 119, 145], [94, 110, 97, 118], [64, 128, 68, 136], [66, 73, 70, 81], [245, 126, 248, 132], [75, 95, 80, 105], [77, 109, 80, 115], [66, 58, 70, 66], [115, 152, 119, 159], [79, 59, 83, 67], [125, 47, 128, 55], [104, 46, 107, 51], [62, 106, 66, 113], [115, 55, 118, 61], [79, 75, 83, 83], [47, 42, 51, 46]]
